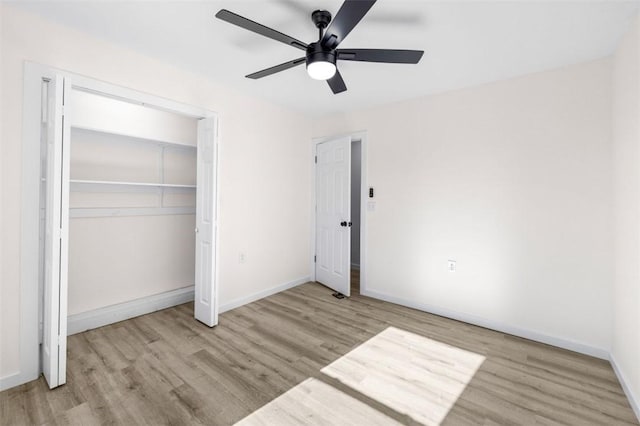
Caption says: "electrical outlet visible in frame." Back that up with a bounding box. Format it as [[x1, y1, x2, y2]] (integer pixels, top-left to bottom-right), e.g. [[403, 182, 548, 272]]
[[448, 260, 456, 272], [239, 252, 246, 264]]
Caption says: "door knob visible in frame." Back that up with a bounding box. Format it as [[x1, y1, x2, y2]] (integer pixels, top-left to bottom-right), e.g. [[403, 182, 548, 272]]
[[340, 221, 347, 227]]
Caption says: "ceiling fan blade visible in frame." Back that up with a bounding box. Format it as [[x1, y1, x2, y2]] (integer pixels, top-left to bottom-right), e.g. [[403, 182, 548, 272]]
[[338, 49, 424, 64], [321, 0, 377, 49], [327, 70, 347, 94], [246, 57, 306, 79], [215, 9, 308, 51]]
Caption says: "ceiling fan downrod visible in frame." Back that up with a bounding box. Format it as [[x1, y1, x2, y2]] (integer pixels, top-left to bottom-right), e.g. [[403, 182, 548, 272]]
[[311, 10, 332, 41]]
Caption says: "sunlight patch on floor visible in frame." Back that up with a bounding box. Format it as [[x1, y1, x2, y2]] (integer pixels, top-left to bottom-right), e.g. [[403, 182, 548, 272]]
[[234, 377, 401, 426], [235, 327, 485, 425], [321, 326, 486, 425]]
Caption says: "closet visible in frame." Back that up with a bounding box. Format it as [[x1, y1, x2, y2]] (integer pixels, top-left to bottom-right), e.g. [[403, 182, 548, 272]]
[[40, 73, 218, 389], [68, 90, 198, 319]]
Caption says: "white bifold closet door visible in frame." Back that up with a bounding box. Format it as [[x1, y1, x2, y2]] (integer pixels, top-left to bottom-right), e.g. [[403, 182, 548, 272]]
[[315, 136, 352, 297], [43, 75, 70, 389], [194, 117, 218, 327]]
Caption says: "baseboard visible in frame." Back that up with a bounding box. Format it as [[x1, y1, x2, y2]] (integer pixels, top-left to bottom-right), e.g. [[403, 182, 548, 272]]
[[350, 263, 360, 270], [361, 288, 609, 360], [610, 353, 640, 422], [67, 276, 312, 335], [0, 370, 39, 392], [0, 372, 22, 392], [67, 286, 195, 335], [219, 276, 311, 313]]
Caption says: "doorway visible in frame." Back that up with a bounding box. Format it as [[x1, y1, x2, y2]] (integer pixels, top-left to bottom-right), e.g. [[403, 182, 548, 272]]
[[350, 140, 362, 296], [312, 133, 366, 298]]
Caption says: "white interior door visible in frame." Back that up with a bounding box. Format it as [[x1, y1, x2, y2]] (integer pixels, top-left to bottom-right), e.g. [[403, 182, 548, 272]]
[[316, 136, 351, 296], [194, 117, 218, 327], [42, 75, 70, 389]]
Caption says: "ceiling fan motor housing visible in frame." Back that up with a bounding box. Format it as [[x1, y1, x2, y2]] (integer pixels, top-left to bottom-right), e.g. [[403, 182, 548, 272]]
[[306, 42, 336, 68]]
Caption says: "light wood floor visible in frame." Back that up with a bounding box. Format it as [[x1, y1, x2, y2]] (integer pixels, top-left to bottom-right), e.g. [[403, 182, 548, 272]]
[[1, 270, 637, 425]]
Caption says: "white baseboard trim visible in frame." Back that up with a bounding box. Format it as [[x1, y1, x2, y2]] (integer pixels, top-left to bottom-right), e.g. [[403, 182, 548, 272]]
[[67, 286, 194, 335], [67, 276, 312, 335], [610, 353, 640, 422], [219, 276, 311, 314], [0, 370, 39, 392], [361, 288, 609, 360]]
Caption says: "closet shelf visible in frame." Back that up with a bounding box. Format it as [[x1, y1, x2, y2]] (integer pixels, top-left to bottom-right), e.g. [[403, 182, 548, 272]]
[[70, 179, 196, 189], [70, 206, 196, 218], [72, 125, 197, 150]]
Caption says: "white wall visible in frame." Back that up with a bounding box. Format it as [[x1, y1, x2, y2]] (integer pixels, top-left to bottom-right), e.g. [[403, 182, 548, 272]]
[[612, 14, 640, 417], [70, 89, 198, 146], [68, 215, 196, 315], [314, 58, 614, 355], [0, 5, 311, 382], [351, 141, 361, 267]]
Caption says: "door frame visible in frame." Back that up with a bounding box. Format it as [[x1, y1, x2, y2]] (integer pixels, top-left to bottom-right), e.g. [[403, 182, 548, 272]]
[[15, 61, 220, 390], [310, 131, 368, 294]]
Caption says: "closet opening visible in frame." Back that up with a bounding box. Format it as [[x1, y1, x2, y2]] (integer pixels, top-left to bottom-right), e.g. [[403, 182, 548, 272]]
[[66, 90, 201, 334], [24, 65, 219, 389]]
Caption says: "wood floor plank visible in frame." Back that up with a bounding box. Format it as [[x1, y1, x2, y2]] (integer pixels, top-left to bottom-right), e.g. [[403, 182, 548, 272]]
[[1, 271, 637, 425], [50, 402, 99, 426]]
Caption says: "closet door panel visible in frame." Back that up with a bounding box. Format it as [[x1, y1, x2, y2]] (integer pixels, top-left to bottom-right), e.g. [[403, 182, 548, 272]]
[[194, 117, 217, 327], [42, 75, 63, 389], [42, 74, 70, 389]]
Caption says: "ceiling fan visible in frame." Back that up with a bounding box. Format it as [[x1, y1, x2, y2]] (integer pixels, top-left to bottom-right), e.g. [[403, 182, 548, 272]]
[[215, 0, 424, 94]]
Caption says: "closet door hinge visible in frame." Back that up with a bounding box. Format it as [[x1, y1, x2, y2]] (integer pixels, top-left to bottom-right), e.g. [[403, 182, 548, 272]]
[[314, 255, 316, 263], [315, 156, 317, 164]]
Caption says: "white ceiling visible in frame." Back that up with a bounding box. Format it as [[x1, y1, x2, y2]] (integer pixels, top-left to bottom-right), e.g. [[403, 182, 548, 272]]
[[12, 0, 640, 116]]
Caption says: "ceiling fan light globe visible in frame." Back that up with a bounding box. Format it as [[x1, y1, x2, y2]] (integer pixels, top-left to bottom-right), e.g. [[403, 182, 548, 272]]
[[307, 61, 336, 80]]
